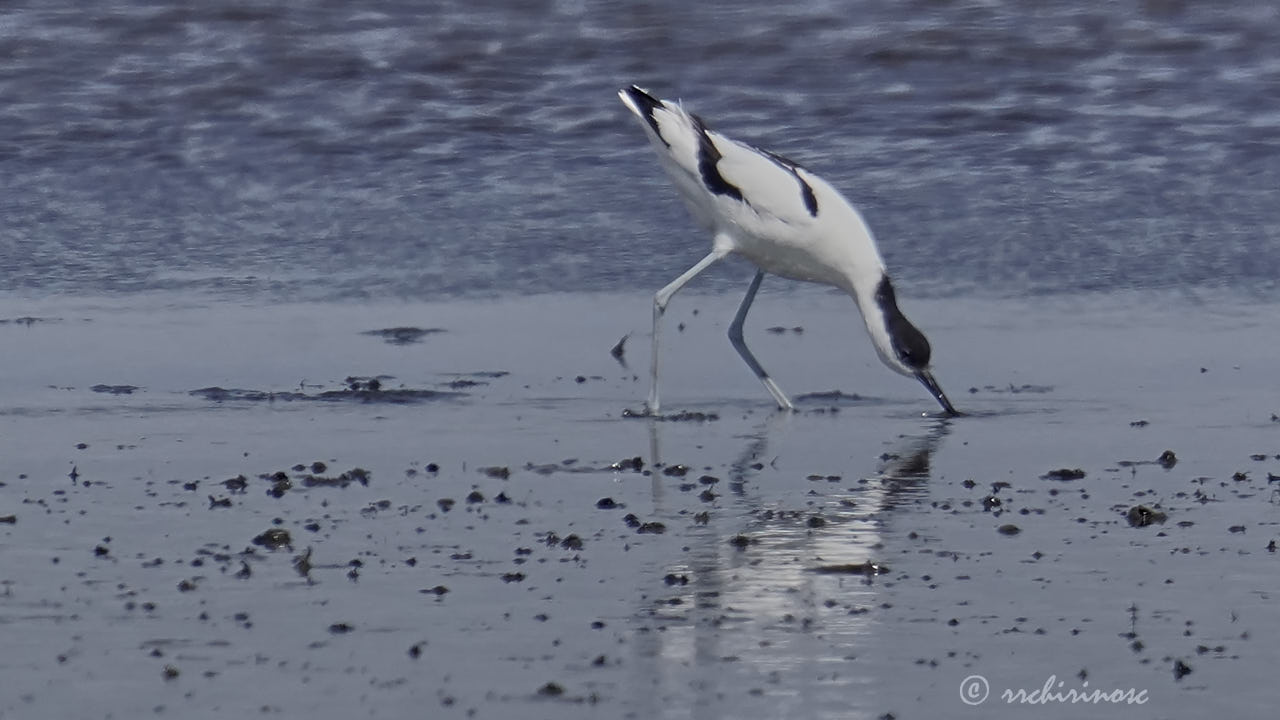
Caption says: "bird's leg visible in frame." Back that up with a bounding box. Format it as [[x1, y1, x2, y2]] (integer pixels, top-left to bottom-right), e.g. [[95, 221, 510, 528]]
[[648, 249, 727, 415], [728, 270, 794, 411]]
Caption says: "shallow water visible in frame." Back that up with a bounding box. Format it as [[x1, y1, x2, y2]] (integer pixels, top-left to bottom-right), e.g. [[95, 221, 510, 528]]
[[3, 291, 1279, 719]]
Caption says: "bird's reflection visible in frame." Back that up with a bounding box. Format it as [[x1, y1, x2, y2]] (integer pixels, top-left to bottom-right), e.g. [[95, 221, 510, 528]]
[[629, 413, 952, 715]]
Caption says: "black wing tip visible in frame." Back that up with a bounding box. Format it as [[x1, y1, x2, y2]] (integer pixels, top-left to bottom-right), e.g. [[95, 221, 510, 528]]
[[621, 85, 661, 111], [620, 85, 670, 148]]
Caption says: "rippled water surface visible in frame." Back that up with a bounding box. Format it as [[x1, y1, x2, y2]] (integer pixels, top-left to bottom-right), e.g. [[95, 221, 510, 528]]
[[1, 0, 1278, 300]]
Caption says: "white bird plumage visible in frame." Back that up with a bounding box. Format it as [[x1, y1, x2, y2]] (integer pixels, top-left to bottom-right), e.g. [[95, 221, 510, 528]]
[[618, 85, 958, 416]]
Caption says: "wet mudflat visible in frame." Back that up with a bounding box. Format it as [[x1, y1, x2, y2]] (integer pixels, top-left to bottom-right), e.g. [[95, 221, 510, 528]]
[[2, 290, 1279, 720]]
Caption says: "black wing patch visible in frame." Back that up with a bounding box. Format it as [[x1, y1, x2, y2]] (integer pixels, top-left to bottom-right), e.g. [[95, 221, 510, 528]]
[[761, 150, 819, 218], [875, 276, 931, 369], [689, 113, 744, 202], [622, 86, 670, 149]]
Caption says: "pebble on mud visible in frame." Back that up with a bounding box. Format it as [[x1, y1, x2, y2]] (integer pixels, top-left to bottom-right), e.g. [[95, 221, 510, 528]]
[[997, 524, 1022, 536], [536, 682, 565, 697], [612, 456, 644, 472], [1125, 505, 1167, 528], [252, 528, 292, 550], [1158, 450, 1177, 469]]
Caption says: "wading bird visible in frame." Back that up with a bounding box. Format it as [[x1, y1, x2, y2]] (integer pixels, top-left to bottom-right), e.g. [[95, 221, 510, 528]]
[[618, 85, 959, 416]]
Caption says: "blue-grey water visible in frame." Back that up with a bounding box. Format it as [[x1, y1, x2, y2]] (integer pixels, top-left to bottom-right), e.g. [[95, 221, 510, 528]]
[[6, 5, 1280, 719], [1, 0, 1278, 301]]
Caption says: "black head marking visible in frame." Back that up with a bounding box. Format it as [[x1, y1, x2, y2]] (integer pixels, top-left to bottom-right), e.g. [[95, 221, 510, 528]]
[[762, 149, 818, 217], [623, 86, 670, 149], [875, 276, 931, 369], [689, 113, 744, 201]]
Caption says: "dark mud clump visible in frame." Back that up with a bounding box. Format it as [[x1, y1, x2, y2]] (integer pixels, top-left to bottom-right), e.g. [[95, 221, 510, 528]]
[[794, 390, 862, 403], [523, 459, 632, 475], [997, 523, 1022, 536], [360, 327, 445, 345], [622, 513, 665, 534], [1041, 468, 1086, 481], [807, 562, 889, 576], [90, 384, 141, 395], [621, 408, 719, 422], [967, 383, 1054, 394], [191, 376, 464, 404], [0, 316, 57, 326], [301, 468, 370, 488], [1118, 450, 1178, 470], [611, 456, 644, 472], [1126, 505, 1168, 528], [536, 682, 565, 698], [252, 528, 292, 550]]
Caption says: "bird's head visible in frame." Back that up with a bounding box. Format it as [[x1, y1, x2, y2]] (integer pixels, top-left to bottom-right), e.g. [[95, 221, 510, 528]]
[[869, 276, 959, 416]]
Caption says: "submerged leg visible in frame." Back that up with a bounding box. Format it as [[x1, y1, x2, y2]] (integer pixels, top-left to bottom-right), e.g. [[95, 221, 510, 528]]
[[728, 270, 794, 411], [648, 249, 728, 414]]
